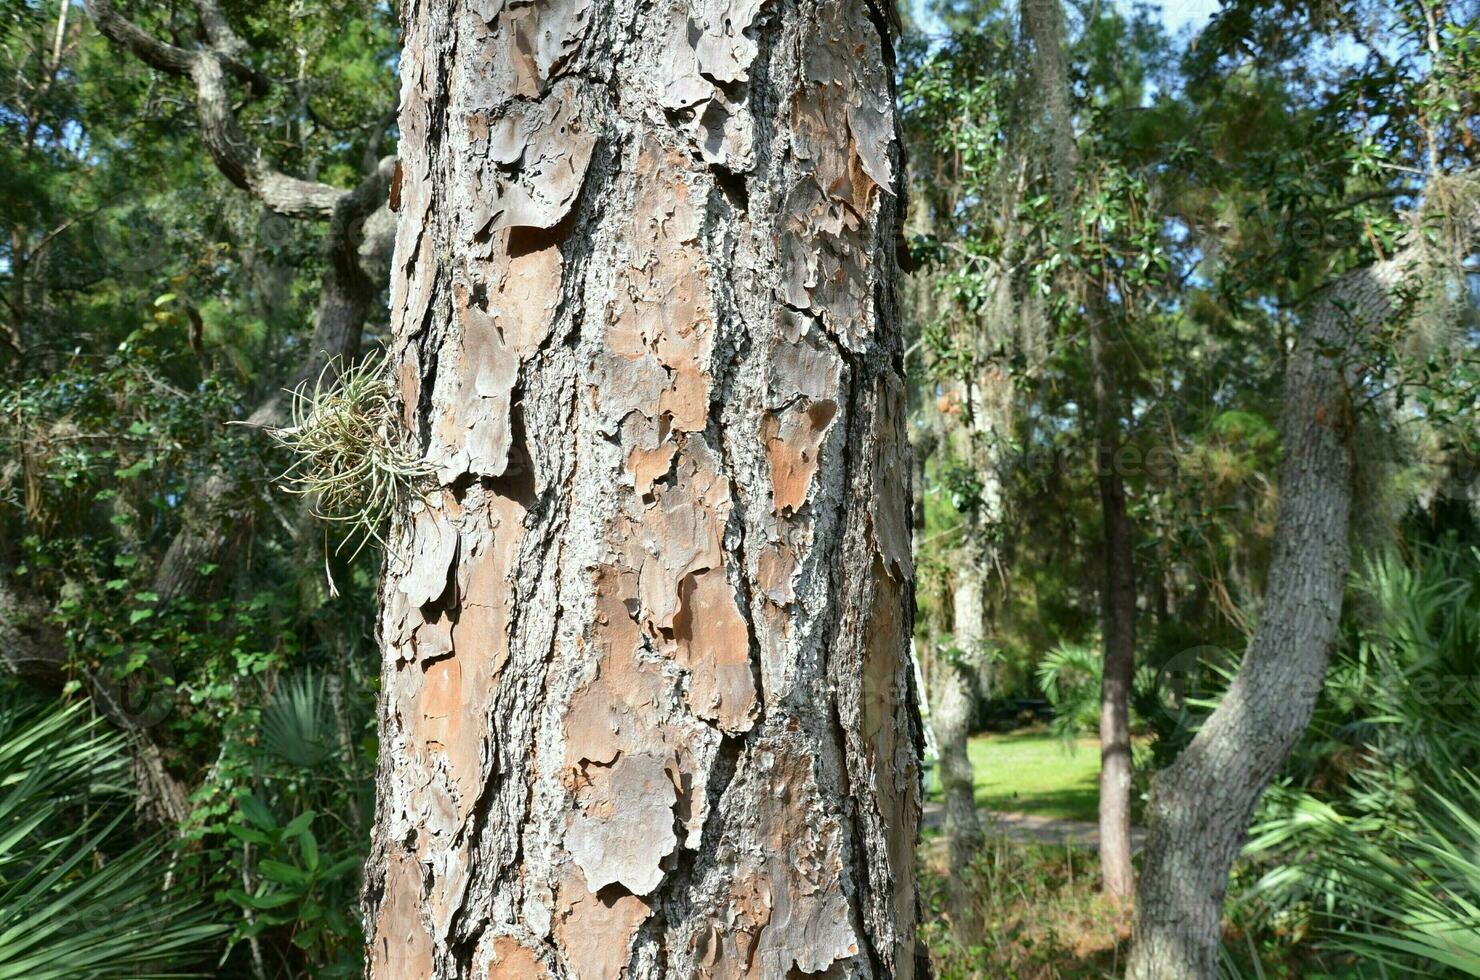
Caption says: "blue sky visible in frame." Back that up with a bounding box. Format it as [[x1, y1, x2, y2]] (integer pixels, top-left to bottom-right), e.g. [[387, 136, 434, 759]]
[[914, 1, 1226, 37], [1156, 0, 1222, 34]]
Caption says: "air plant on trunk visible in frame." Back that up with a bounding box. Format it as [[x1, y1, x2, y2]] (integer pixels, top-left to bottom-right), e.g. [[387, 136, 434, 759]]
[[265, 354, 432, 579]]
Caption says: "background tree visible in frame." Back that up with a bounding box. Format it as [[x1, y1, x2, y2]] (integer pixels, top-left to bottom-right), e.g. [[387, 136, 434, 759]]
[[1129, 0, 1480, 973], [3, 0, 398, 973]]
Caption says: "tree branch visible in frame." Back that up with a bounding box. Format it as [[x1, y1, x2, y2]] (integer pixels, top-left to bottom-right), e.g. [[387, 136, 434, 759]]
[[151, 157, 396, 603], [194, 0, 249, 60], [86, 0, 346, 218]]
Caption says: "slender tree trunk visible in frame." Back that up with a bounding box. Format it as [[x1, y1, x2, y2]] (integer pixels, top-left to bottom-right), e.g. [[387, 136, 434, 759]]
[[363, 3, 922, 978], [936, 560, 984, 875], [1088, 309, 1136, 901], [906, 163, 985, 890], [1023, 0, 1137, 898]]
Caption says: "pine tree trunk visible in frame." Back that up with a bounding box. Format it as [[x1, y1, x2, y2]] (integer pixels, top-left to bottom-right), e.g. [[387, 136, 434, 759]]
[[362, 2, 922, 977], [1023, 0, 1138, 900]]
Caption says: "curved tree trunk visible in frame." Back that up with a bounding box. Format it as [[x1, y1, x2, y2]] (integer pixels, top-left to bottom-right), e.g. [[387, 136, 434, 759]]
[[362, 2, 922, 978], [1126, 275, 1382, 978], [1127, 171, 1480, 971]]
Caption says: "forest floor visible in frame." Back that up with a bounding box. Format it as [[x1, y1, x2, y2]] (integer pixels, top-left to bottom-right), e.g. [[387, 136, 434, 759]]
[[922, 804, 1148, 851], [918, 732, 1139, 976], [918, 730, 1330, 978], [918, 831, 1135, 979]]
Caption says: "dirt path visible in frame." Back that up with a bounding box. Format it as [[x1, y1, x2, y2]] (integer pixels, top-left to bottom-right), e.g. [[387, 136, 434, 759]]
[[921, 801, 1147, 851]]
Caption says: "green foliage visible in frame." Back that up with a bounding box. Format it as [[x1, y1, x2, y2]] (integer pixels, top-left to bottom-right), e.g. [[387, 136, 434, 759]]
[[2, 3, 393, 972], [183, 664, 375, 978], [1035, 644, 1103, 738], [225, 798, 363, 974], [1242, 544, 1480, 975], [0, 698, 224, 978], [260, 671, 337, 771], [1249, 779, 1480, 977]]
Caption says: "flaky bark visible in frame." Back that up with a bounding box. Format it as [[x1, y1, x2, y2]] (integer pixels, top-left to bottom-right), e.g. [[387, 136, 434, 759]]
[[363, 2, 921, 978]]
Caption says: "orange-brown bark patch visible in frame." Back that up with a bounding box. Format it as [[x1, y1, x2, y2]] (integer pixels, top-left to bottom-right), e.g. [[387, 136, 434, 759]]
[[633, 438, 731, 631], [564, 568, 663, 768], [862, 559, 919, 967], [371, 851, 435, 980], [672, 566, 756, 732], [487, 936, 549, 979], [762, 399, 837, 515], [566, 752, 677, 895], [736, 739, 860, 976], [554, 870, 652, 980], [627, 440, 678, 497], [606, 139, 715, 438]]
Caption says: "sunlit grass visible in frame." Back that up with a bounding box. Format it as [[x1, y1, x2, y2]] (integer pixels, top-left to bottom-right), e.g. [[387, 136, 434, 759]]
[[928, 729, 1102, 823]]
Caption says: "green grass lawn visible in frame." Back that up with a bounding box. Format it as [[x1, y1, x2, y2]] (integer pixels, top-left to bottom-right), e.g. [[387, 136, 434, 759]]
[[927, 729, 1102, 822]]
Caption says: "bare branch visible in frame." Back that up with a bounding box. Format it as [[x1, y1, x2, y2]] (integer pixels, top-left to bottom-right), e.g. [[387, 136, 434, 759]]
[[194, 0, 249, 60], [86, 0, 347, 218], [85, 0, 195, 74], [151, 156, 396, 603], [188, 54, 346, 217]]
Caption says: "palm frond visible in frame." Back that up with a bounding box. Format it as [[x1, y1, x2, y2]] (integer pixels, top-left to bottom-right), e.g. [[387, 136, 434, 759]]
[[0, 699, 225, 978]]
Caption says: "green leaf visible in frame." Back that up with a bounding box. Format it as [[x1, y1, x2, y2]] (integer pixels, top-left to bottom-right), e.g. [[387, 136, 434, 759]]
[[282, 809, 316, 840], [247, 891, 301, 911], [291, 922, 322, 950], [299, 829, 320, 872], [257, 859, 311, 887], [227, 824, 272, 846], [238, 793, 277, 830]]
